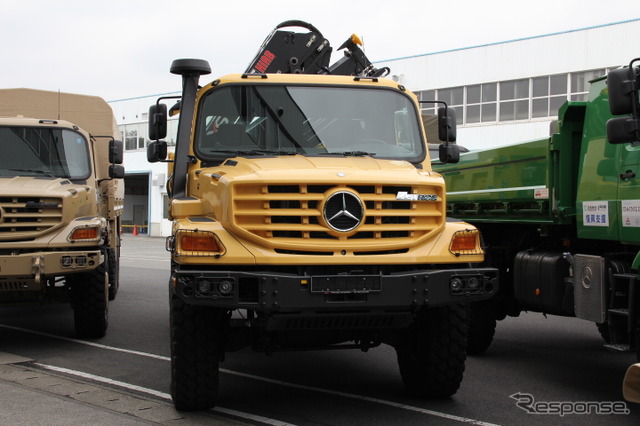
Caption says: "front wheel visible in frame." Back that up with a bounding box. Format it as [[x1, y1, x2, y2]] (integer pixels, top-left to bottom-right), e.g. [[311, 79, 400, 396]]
[[395, 305, 467, 397], [466, 301, 497, 355], [69, 264, 108, 338], [170, 292, 225, 411]]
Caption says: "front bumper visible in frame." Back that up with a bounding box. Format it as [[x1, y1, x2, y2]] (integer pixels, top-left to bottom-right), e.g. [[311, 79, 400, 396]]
[[0, 250, 102, 292], [172, 267, 498, 315]]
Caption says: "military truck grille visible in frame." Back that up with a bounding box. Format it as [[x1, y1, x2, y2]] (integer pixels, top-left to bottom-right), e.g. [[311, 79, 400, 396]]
[[231, 183, 444, 253], [0, 196, 63, 241]]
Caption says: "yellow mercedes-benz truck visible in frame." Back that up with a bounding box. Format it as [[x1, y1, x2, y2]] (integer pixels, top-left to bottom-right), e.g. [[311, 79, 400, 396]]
[[0, 88, 124, 338], [147, 21, 498, 411]]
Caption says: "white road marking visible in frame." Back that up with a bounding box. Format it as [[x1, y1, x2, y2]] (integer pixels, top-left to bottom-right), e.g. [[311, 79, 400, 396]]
[[1, 324, 499, 426], [34, 363, 294, 426], [120, 256, 170, 263]]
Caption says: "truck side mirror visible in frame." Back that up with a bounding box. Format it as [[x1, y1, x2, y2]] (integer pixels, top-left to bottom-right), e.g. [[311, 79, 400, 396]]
[[607, 63, 640, 144], [607, 116, 640, 144], [149, 103, 168, 140], [439, 143, 460, 164], [147, 140, 168, 163], [437, 106, 457, 142], [109, 139, 124, 164], [109, 165, 125, 179], [607, 66, 638, 116]]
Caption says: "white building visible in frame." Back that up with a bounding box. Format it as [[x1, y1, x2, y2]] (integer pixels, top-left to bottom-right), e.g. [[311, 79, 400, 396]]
[[109, 18, 640, 237]]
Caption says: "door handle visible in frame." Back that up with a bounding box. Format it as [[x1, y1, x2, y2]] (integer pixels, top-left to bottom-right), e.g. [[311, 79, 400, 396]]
[[620, 170, 636, 180]]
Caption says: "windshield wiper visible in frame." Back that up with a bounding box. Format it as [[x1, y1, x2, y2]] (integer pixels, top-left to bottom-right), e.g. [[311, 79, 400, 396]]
[[207, 149, 268, 156], [208, 149, 297, 156], [252, 149, 297, 156], [9, 168, 56, 178], [318, 151, 376, 157]]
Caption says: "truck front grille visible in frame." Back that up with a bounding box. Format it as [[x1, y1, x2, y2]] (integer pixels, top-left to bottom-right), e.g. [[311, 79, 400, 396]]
[[0, 196, 63, 241], [231, 183, 444, 254]]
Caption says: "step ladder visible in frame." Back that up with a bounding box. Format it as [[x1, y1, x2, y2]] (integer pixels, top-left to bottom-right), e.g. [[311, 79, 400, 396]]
[[603, 272, 638, 352]]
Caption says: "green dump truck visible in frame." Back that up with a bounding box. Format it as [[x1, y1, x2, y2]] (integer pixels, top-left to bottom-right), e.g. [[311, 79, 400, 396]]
[[434, 58, 640, 359]]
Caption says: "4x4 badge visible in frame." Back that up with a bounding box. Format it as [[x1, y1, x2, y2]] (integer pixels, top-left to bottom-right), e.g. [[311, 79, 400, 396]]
[[396, 191, 438, 201]]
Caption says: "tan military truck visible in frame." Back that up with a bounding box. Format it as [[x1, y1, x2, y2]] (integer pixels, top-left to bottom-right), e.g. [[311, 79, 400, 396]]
[[147, 21, 498, 411], [0, 88, 124, 338]]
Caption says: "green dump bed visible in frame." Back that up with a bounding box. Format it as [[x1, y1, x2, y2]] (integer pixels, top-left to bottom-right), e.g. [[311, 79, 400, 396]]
[[435, 102, 586, 226]]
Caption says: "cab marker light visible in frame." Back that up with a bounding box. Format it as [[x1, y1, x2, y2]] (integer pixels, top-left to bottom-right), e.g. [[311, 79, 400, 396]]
[[68, 226, 101, 242], [450, 229, 484, 256]]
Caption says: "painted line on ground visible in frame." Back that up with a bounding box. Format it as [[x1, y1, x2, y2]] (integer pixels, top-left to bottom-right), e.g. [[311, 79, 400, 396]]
[[120, 256, 170, 263], [1, 324, 499, 426], [34, 363, 293, 426]]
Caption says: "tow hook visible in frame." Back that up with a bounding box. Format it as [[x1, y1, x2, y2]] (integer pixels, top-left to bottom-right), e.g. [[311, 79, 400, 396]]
[[32, 255, 45, 285]]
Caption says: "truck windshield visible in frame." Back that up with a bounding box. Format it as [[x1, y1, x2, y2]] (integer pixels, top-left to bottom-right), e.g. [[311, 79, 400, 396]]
[[0, 127, 91, 180], [194, 84, 425, 162]]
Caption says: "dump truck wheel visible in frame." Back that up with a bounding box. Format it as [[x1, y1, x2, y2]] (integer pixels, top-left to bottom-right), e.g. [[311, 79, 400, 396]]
[[395, 305, 467, 397], [466, 301, 496, 355], [70, 264, 108, 338], [107, 247, 120, 301], [170, 292, 223, 411]]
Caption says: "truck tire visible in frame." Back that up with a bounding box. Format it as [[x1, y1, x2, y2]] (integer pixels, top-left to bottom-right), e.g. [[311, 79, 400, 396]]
[[170, 292, 223, 411], [466, 301, 496, 355], [69, 264, 108, 338], [395, 305, 467, 398], [107, 247, 120, 301]]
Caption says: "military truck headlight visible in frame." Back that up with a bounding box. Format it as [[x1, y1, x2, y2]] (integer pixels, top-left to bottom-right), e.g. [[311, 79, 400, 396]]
[[218, 280, 233, 295], [450, 277, 463, 294], [468, 276, 481, 290], [197, 279, 212, 294]]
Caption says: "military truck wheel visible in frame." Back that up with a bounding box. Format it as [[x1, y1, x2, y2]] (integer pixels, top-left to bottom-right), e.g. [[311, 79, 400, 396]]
[[170, 292, 224, 411], [466, 301, 496, 355], [107, 247, 120, 301], [69, 264, 108, 338], [395, 304, 467, 398]]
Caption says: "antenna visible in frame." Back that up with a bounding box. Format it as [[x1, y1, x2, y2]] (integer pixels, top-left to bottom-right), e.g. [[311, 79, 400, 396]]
[[57, 89, 61, 120]]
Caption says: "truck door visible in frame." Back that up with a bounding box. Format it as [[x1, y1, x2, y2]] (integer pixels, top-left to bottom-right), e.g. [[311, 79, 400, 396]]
[[617, 143, 640, 243]]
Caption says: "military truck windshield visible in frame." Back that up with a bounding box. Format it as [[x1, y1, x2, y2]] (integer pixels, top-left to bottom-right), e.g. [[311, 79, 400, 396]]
[[195, 85, 425, 162], [0, 127, 91, 180]]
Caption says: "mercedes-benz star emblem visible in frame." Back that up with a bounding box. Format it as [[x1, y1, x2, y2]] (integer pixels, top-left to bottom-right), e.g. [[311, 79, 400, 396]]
[[324, 191, 364, 232]]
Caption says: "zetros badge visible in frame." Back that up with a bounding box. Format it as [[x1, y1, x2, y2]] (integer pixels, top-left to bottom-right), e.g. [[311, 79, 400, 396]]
[[396, 191, 438, 201]]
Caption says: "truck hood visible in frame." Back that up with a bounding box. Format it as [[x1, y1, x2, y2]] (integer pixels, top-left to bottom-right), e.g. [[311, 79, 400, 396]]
[[0, 176, 89, 193], [0, 176, 96, 243], [212, 155, 429, 181]]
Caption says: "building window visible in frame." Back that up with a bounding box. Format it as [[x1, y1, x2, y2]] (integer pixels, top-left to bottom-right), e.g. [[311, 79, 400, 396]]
[[125, 129, 138, 150], [466, 83, 497, 124], [499, 79, 529, 121], [532, 74, 568, 118], [570, 69, 606, 101], [437, 87, 464, 123], [163, 195, 170, 219], [403, 67, 615, 127]]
